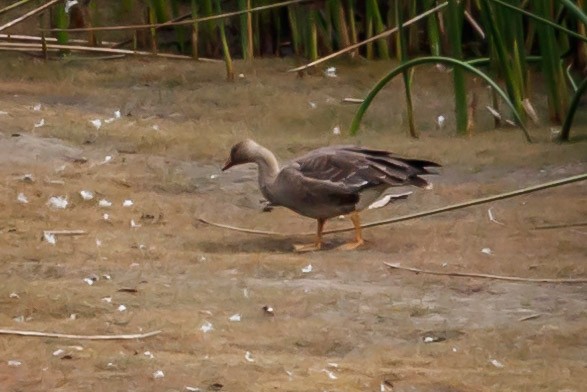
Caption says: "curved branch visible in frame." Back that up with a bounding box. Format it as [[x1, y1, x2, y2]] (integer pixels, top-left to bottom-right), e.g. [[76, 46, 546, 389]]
[[199, 173, 587, 236]]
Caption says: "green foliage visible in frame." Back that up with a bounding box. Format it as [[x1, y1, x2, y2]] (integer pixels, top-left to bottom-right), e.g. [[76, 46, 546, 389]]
[[446, 0, 467, 134], [46, 0, 586, 139], [560, 77, 587, 141], [349, 56, 532, 142], [213, 0, 234, 81], [395, 0, 417, 138], [533, 0, 569, 122], [53, 3, 68, 45]]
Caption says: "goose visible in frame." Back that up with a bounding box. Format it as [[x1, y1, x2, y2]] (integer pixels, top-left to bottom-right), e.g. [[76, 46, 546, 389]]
[[222, 139, 440, 252]]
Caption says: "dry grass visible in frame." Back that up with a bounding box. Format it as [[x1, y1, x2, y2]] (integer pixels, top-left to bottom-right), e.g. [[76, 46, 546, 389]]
[[0, 53, 586, 391]]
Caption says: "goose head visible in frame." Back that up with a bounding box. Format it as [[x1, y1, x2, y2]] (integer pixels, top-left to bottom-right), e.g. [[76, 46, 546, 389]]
[[222, 139, 262, 171]]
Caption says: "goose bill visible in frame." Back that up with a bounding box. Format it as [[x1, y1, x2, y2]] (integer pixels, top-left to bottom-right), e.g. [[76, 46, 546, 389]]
[[222, 159, 234, 171]]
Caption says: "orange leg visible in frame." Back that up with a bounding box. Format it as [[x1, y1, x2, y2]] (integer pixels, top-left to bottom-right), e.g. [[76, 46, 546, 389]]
[[293, 218, 325, 252], [336, 212, 365, 250]]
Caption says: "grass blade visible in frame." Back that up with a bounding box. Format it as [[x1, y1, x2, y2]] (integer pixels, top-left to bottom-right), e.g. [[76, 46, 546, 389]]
[[395, 0, 417, 138], [424, 0, 442, 55], [447, 0, 467, 134], [559, 0, 587, 26], [559, 77, 587, 141], [53, 3, 69, 46], [533, 0, 569, 122], [349, 56, 532, 142], [214, 0, 234, 81], [489, 0, 587, 43], [191, 0, 198, 59], [479, 0, 526, 124], [239, 0, 254, 60]]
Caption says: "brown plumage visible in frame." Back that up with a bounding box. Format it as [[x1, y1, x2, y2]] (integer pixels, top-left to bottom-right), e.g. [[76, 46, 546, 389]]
[[222, 139, 440, 251]]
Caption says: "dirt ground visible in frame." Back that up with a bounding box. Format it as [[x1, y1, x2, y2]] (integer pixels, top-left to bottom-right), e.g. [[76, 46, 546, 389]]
[[0, 54, 585, 392]]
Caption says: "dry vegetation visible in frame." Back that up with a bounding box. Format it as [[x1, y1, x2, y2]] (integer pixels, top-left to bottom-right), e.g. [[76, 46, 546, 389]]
[[0, 54, 586, 391]]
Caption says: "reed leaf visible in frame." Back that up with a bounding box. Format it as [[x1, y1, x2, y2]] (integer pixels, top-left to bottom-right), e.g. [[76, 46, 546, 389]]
[[53, 3, 68, 46], [171, 0, 186, 53], [533, 0, 569, 122], [479, 0, 526, 124], [446, 0, 467, 134], [239, 0, 254, 60], [191, 0, 198, 59], [149, 0, 169, 23], [407, 1, 420, 54], [314, 6, 333, 54], [560, 77, 587, 141], [424, 0, 441, 55], [148, 5, 157, 53], [346, 0, 358, 53], [214, 0, 234, 81], [330, 0, 351, 51], [287, 5, 301, 56], [366, 0, 389, 59], [489, 0, 587, 43], [120, 0, 135, 14], [308, 7, 319, 60], [365, 1, 374, 59], [200, 0, 215, 54], [395, 0, 417, 138], [373, 0, 389, 59], [349, 56, 532, 142], [273, 7, 283, 56], [559, 0, 587, 26]]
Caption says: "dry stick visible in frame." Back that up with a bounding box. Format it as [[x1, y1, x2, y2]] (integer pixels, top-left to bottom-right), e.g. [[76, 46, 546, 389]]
[[198, 173, 587, 236], [0, 33, 119, 46], [533, 221, 587, 230], [464, 10, 485, 39], [383, 263, 587, 284], [0, 42, 221, 62], [0, 46, 50, 53], [342, 98, 365, 104], [0, 0, 60, 32], [0, 329, 162, 340], [518, 314, 542, 321], [287, 1, 449, 73], [40, 0, 313, 33], [61, 54, 127, 61], [43, 230, 87, 236], [0, 0, 37, 17]]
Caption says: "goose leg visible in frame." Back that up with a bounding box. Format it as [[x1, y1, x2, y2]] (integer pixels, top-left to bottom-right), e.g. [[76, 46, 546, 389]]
[[337, 212, 365, 250], [293, 218, 325, 252]]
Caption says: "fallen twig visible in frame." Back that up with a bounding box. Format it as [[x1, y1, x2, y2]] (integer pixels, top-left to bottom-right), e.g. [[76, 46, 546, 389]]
[[533, 221, 587, 230], [198, 217, 288, 236], [487, 207, 505, 225], [198, 173, 587, 236], [464, 10, 485, 39], [0, 42, 220, 61], [0, 0, 60, 32], [0, 329, 162, 340], [0, 33, 119, 46], [287, 2, 448, 72], [0, 0, 37, 17], [41, 0, 312, 33], [383, 263, 587, 284], [342, 98, 365, 104], [518, 314, 542, 321], [43, 230, 87, 236]]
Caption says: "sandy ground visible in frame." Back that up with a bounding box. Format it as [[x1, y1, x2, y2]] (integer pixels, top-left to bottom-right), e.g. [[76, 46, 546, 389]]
[[0, 55, 586, 391]]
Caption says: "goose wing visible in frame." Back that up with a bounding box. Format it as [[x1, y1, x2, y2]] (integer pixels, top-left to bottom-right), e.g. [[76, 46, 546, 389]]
[[293, 145, 440, 191], [271, 166, 359, 218]]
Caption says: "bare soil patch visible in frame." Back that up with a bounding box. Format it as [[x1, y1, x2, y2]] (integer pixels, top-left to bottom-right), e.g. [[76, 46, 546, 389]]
[[0, 55, 585, 391]]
